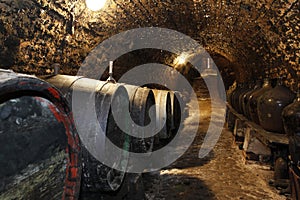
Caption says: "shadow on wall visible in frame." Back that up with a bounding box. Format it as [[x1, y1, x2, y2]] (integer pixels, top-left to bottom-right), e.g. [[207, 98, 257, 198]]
[[0, 35, 20, 67]]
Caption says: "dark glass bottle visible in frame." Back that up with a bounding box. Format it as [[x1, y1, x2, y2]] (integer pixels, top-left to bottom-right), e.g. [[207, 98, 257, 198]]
[[282, 92, 300, 136], [227, 82, 236, 106], [242, 80, 262, 119], [238, 81, 254, 115], [248, 78, 272, 124], [288, 136, 300, 165], [257, 78, 296, 133], [232, 83, 247, 113], [231, 83, 242, 109], [283, 92, 300, 164]]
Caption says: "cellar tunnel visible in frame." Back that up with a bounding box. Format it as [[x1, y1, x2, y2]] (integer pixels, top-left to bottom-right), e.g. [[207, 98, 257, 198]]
[[0, 0, 298, 91]]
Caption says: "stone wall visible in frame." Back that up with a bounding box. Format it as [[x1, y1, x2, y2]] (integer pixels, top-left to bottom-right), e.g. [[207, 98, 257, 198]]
[[0, 0, 299, 90]]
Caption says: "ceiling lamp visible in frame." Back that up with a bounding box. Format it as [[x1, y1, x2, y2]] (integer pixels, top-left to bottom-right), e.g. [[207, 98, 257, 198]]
[[86, 0, 107, 11], [174, 53, 188, 65]]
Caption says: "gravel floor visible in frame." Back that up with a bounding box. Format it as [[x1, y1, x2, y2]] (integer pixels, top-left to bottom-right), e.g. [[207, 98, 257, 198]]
[[143, 98, 287, 200]]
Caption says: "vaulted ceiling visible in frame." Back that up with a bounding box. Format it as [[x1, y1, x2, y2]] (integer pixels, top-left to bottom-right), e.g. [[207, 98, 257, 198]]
[[0, 0, 299, 89]]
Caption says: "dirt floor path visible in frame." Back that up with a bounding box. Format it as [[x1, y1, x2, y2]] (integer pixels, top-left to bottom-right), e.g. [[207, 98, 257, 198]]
[[143, 98, 286, 200]]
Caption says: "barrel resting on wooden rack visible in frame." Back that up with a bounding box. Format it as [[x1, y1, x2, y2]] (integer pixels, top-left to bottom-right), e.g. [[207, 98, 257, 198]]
[[44, 74, 131, 193]]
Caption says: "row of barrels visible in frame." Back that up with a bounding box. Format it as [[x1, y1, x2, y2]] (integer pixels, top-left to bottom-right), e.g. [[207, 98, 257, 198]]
[[284, 93, 300, 199], [0, 70, 183, 199], [227, 77, 297, 134], [227, 77, 300, 199], [45, 74, 183, 196], [45, 74, 182, 149]]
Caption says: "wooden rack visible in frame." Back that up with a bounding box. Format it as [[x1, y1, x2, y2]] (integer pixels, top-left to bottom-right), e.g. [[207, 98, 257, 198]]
[[226, 103, 289, 164]]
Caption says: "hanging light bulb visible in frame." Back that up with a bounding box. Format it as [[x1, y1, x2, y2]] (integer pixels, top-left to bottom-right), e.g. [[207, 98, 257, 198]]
[[86, 0, 107, 11], [174, 53, 188, 65]]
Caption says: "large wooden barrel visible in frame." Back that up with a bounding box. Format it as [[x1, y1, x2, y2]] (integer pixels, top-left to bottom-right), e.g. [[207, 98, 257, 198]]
[[152, 89, 172, 139], [121, 84, 157, 153], [0, 70, 81, 200], [45, 75, 131, 193], [170, 91, 182, 135]]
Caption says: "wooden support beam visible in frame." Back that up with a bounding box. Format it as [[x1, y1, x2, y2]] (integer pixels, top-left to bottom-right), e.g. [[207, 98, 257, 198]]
[[226, 103, 288, 164]]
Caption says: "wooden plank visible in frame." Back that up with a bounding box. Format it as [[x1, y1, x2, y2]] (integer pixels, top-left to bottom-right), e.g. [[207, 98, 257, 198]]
[[245, 121, 289, 146], [242, 128, 272, 163], [233, 118, 245, 138], [226, 110, 236, 131], [227, 103, 288, 147], [243, 128, 272, 156], [227, 103, 248, 122]]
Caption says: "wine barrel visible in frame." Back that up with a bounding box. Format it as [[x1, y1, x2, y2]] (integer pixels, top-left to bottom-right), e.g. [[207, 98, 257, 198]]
[[45, 75, 131, 193], [121, 84, 157, 153], [0, 70, 81, 200], [170, 91, 181, 135], [152, 89, 172, 139]]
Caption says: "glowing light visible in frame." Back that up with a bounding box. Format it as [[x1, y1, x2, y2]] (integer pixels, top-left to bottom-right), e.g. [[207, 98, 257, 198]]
[[174, 53, 188, 65], [86, 0, 107, 11]]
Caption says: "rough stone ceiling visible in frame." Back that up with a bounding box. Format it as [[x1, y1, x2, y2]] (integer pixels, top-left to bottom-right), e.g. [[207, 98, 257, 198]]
[[0, 0, 299, 88]]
